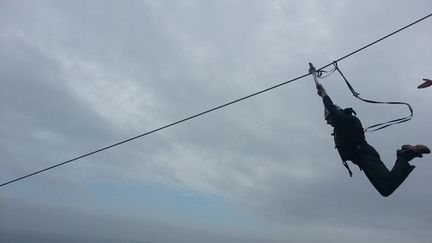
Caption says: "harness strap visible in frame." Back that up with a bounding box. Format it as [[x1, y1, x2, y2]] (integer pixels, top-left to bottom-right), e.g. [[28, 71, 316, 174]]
[[332, 61, 413, 132], [342, 160, 353, 177]]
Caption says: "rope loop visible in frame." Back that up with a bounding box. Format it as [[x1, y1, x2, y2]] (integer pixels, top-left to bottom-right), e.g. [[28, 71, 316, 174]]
[[334, 63, 413, 132]]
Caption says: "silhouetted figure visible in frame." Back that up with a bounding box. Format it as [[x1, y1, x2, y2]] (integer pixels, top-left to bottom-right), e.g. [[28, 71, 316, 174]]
[[317, 84, 430, 197]]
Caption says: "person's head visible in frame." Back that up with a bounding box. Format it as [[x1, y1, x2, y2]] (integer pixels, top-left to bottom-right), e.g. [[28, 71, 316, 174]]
[[324, 105, 341, 126]]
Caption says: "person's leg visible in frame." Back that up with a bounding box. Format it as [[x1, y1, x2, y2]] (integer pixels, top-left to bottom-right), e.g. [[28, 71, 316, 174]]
[[354, 145, 415, 197]]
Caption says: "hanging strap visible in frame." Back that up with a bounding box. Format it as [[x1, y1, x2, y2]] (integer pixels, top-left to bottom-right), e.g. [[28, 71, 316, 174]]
[[332, 61, 413, 132], [342, 160, 353, 177]]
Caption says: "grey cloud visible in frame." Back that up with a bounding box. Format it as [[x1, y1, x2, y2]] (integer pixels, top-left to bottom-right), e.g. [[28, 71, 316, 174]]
[[0, 38, 121, 176], [1, 0, 432, 242]]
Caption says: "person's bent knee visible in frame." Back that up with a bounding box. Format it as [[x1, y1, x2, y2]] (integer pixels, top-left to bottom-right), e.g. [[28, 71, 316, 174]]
[[378, 188, 395, 197]]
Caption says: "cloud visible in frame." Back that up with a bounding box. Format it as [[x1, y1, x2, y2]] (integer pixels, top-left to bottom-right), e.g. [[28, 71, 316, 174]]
[[1, 0, 432, 242]]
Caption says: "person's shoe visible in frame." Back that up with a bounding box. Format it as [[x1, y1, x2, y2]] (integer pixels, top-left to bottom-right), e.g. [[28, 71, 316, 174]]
[[397, 144, 431, 159]]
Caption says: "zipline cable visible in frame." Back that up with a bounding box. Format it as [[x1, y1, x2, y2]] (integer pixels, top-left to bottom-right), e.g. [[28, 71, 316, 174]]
[[318, 12, 432, 71], [0, 73, 310, 188], [1, 12, 431, 188]]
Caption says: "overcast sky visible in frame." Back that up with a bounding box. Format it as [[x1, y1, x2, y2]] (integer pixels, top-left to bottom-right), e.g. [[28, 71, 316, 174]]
[[1, 1, 431, 242]]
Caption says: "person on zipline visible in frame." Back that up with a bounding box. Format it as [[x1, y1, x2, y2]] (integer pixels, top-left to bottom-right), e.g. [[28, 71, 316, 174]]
[[316, 83, 430, 197]]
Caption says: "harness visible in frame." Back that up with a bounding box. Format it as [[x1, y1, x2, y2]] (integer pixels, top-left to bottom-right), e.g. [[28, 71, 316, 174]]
[[332, 62, 413, 132], [313, 62, 414, 132]]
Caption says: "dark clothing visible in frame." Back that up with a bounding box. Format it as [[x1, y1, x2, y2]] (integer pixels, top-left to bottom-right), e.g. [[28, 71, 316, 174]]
[[323, 96, 366, 161], [352, 144, 414, 197], [323, 95, 415, 197]]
